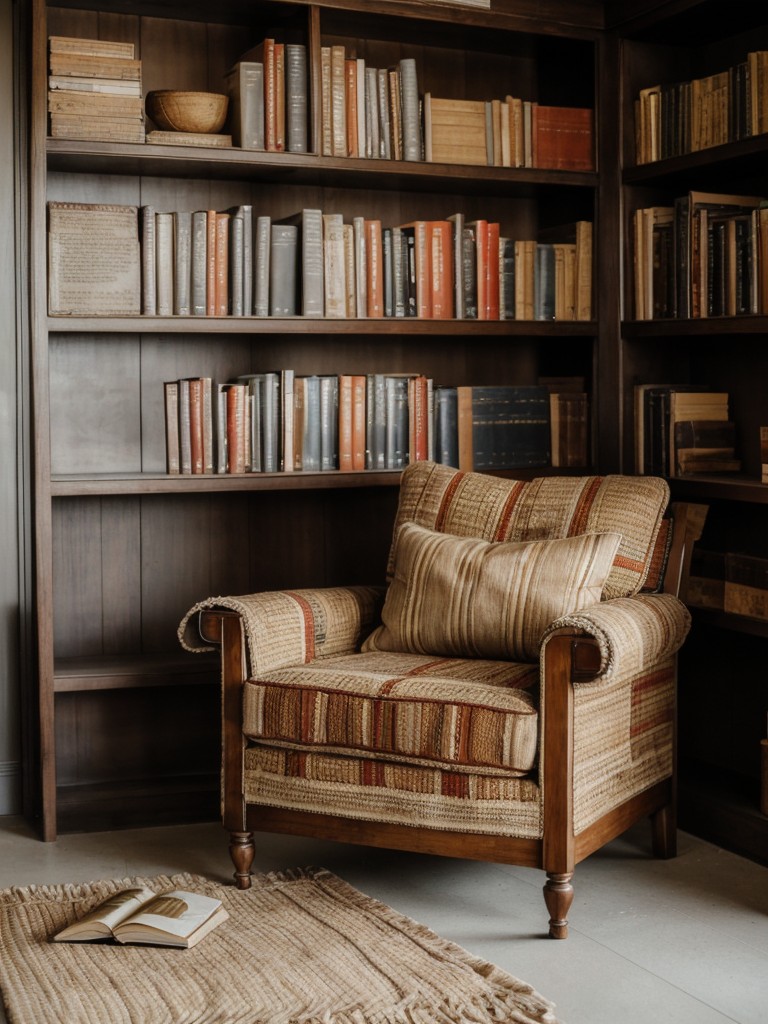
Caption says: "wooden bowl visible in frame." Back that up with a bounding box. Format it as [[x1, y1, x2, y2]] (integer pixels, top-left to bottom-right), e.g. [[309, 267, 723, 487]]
[[145, 91, 229, 134]]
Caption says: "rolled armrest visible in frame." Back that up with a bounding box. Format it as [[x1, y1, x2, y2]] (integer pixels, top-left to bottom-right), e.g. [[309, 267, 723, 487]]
[[178, 585, 386, 677], [541, 592, 691, 682]]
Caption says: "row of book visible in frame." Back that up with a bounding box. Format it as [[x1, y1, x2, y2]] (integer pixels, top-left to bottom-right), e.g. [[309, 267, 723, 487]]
[[687, 548, 768, 621], [226, 40, 308, 153], [632, 191, 768, 320], [48, 35, 145, 144], [164, 374, 589, 476], [425, 94, 594, 171], [48, 200, 593, 321], [635, 49, 768, 164], [634, 385, 741, 477]]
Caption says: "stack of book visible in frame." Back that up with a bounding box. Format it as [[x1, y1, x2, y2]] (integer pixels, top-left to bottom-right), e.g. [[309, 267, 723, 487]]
[[163, 371, 433, 475], [632, 191, 768, 320], [433, 384, 552, 471], [636, 50, 768, 164], [634, 384, 741, 476], [317, 48, 422, 161], [687, 547, 768, 621], [542, 377, 590, 468], [226, 40, 308, 153], [48, 35, 144, 144], [424, 95, 594, 170]]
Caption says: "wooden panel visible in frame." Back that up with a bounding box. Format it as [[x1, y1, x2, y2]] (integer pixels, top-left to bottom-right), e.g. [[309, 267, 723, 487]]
[[100, 498, 142, 654], [52, 498, 104, 658], [49, 335, 142, 475]]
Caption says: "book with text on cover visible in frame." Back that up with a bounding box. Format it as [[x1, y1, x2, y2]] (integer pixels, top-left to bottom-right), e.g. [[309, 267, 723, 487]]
[[53, 885, 228, 948]]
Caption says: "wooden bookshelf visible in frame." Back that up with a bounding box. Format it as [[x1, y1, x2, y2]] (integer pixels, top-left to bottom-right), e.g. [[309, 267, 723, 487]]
[[617, 0, 768, 864], [27, 0, 611, 837]]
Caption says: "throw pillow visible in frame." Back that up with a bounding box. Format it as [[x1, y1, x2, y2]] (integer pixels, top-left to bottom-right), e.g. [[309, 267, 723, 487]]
[[363, 523, 622, 661]]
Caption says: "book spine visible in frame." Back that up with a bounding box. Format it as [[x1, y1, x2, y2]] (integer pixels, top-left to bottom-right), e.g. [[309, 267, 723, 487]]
[[215, 212, 230, 316], [319, 375, 338, 470], [338, 373, 353, 471], [353, 215, 367, 317], [399, 58, 421, 161], [301, 208, 325, 317], [164, 381, 180, 474], [141, 205, 156, 315], [330, 45, 347, 157], [172, 211, 192, 316], [155, 212, 174, 317], [229, 210, 244, 316], [269, 223, 297, 316], [285, 44, 307, 154], [365, 219, 384, 317], [190, 210, 207, 315], [177, 378, 191, 474], [323, 213, 346, 318], [320, 47, 332, 156], [377, 67, 391, 159], [240, 205, 253, 316], [345, 58, 359, 158], [254, 215, 271, 317], [188, 377, 204, 474], [206, 209, 217, 316]]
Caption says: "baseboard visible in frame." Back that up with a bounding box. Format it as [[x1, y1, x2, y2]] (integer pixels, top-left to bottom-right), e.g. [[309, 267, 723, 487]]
[[0, 761, 21, 815]]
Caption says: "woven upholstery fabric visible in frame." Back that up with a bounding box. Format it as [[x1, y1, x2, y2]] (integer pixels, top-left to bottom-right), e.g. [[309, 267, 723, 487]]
[[178, 585, 385, 676], [364, 524, 621, 661], [389, 461, 670, 600], [641, 516, 673, 593], [245, 746, 543, 838], [242, 650, 539, 774]]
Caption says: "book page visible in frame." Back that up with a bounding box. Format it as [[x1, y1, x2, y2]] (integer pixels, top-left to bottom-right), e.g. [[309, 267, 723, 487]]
[[112, 889, 225, 943], [48, 202, 141, 315], [54, 885, 156, 941]]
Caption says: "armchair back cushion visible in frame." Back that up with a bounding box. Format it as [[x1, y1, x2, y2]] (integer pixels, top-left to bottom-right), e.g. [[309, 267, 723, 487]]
[[389, 463, 670, 601], [364, 524, 622, 661]]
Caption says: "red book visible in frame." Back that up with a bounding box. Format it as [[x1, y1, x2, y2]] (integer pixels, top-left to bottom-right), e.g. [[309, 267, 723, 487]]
[[430, 221, 454, 319], [225, 384, 247, 474], [365, 219, 384, 317], [351, 374, 366, 470], [338, 374, 353, 471], [205, 209, 217, 316], [535, 105, 594, 171], [485, 221, 500, 320], [187, 377, 204, 474], [469, 219, 488, 320], [215, 213, 230, 316], [408, 375, 430, 462]]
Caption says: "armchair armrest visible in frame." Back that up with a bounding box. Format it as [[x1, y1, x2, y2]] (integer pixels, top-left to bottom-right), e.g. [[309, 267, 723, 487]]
[[178, 585, 386, 677], [541, 592, 691, 682]]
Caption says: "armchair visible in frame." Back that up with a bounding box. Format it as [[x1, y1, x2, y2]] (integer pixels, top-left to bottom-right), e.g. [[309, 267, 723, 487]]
[[179, 462, 699, 938]]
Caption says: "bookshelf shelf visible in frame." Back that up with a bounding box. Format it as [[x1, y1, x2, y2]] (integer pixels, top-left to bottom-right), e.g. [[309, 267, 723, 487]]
[[54, 653, 219, 693], [670, 475, 768, 505], [622, 317, 768, 338], [623, 134, 768, 188], [47, 140, 598, 195], [50, 469, 404, 496], [47, 316, 598, 337], [687, 606, 768, 639]]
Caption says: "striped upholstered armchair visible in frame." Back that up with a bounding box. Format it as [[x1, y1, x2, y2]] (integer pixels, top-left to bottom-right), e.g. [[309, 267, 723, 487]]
[[179, 461, 698, 938]]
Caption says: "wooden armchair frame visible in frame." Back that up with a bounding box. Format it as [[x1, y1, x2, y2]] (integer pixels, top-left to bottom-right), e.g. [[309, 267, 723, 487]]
[[198, 501, 700, 939]]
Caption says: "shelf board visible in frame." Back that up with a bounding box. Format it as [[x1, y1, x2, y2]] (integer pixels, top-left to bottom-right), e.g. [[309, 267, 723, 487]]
[[47, 140, 598, 196], [622, 316, 768, 338], [687, 606, 768, 639], [623, 133, 768, 189], [54, 653, 219, 693], [679, 760, 768, 868], [56, 774, 219, 833], [669, 474, 768, 505], [50, 469, 404, 497], [47, 315, 598, 336]]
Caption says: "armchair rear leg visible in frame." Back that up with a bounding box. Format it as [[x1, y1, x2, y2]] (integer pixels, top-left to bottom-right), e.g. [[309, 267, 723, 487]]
[[651, 803, 677, 859], [229, 831, 255, 889], [543, 872, 574, 939]]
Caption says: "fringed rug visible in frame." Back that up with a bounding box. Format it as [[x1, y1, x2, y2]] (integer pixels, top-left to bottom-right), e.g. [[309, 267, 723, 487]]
[[0, 868, 562, 1024]]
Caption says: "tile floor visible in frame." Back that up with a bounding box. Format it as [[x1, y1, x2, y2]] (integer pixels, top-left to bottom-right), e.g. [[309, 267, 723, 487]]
[[0, 816, 765, 1024]]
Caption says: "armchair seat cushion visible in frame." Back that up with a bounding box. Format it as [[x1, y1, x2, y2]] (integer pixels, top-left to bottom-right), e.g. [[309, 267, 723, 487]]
[[242, 650, 539, 775]]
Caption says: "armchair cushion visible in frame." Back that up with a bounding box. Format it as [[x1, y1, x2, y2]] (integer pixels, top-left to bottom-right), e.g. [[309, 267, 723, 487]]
[[390, 462, 670, 600], [241, 651, 539, 774], [364, 524, 621, 661]]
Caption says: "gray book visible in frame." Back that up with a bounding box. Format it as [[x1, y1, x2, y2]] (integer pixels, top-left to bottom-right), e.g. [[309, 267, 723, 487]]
[[365, 67, 380, 159], [365, 373, 386, 470], [353, 215, 367, 317], [225, 61, 264, 150], [319, 375, 339, 470], [302, 375, 321, 472], [285, 44, 308, 153], [254, 214, 271, 317], [173, 211, 192, 316], [191, 210, 207, 315], [269, 223, 298, 316], [141, 205, 156, 315], [385, 375, 409, 469], [229, 209, 244, 316], [155, 212, 174, 316], [377, 68, 391, 159], [280, 209, 324, 317], [399, 58, 421, 162], [535, 243, 556, 321], [240, 204, 253, 315], [447, 213, 465, 318]]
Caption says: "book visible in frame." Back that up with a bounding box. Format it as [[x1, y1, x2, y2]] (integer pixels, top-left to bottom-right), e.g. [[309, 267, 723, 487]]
[[145, 130, 232, 147], [53, 885, 228, 948], [48, 201, 141, 315], [534, 105, 594, 170], [456, 385, 551, 471], [549, 391, 589, 467], [269, 223, 298, 316], [424, 95, 487, 166], [49, 35, 135, 59], [155, 212, 173, 316], [399, 58, 422, 162], [285, 43, 308, 154], [225, 61, 264, 150]]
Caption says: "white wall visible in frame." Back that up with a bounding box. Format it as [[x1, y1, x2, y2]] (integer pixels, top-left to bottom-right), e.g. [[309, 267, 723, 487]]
[[0, 0, 22, 815]]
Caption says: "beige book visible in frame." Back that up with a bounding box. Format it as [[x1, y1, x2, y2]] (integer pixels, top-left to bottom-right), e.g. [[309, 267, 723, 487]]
[[49, 35, 135, 59], [53, 885, 228, 948]]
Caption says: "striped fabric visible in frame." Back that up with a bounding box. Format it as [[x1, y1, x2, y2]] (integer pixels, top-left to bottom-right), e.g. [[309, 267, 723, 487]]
[[242, 650, 539, 774], [244, 746, 543, 838], [364, 524, 621, 661], [389, 462, 670, 600]]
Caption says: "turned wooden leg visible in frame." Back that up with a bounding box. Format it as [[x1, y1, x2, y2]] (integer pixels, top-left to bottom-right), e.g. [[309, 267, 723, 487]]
[[229, 830, 255, 889], [651, 804, 678, 859], [543, 872, 574, 939]]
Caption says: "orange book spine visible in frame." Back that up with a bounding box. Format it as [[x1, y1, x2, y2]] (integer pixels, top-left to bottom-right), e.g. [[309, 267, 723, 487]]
[[206, 209, 217, 316], [409, 375, 429, 462], [351, 374, 366, 470], [365, 219, 384, 317], [473, 220, 489, 320], [274, 42, 285, 152], [338, 373, 353, 471], [263, 39, 276, 151], [215, 213, 230, 316], [345, 58, 358, 158], [187, 377, 204, 474], [430, 221, 453, 319], [485, 221, 500, 319], [225, 384, 246, 473]]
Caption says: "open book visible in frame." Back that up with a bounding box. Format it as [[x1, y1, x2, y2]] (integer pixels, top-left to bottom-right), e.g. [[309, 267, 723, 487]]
[[53, 886, 229, 948]]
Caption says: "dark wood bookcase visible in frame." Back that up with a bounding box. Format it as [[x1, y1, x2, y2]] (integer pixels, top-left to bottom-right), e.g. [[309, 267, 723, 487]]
[[612, 0, 768, 864], [27, 0, 615, 838]]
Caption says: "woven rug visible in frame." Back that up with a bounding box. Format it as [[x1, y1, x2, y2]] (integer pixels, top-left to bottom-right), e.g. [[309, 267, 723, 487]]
[[0, 868, 562, 1024]]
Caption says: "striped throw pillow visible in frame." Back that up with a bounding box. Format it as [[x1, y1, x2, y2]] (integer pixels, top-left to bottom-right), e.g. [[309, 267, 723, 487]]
[[364, 523, 622, 661]]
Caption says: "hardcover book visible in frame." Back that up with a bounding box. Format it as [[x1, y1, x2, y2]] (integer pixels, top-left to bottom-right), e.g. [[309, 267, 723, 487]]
[[456, 385, 551, 471]]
